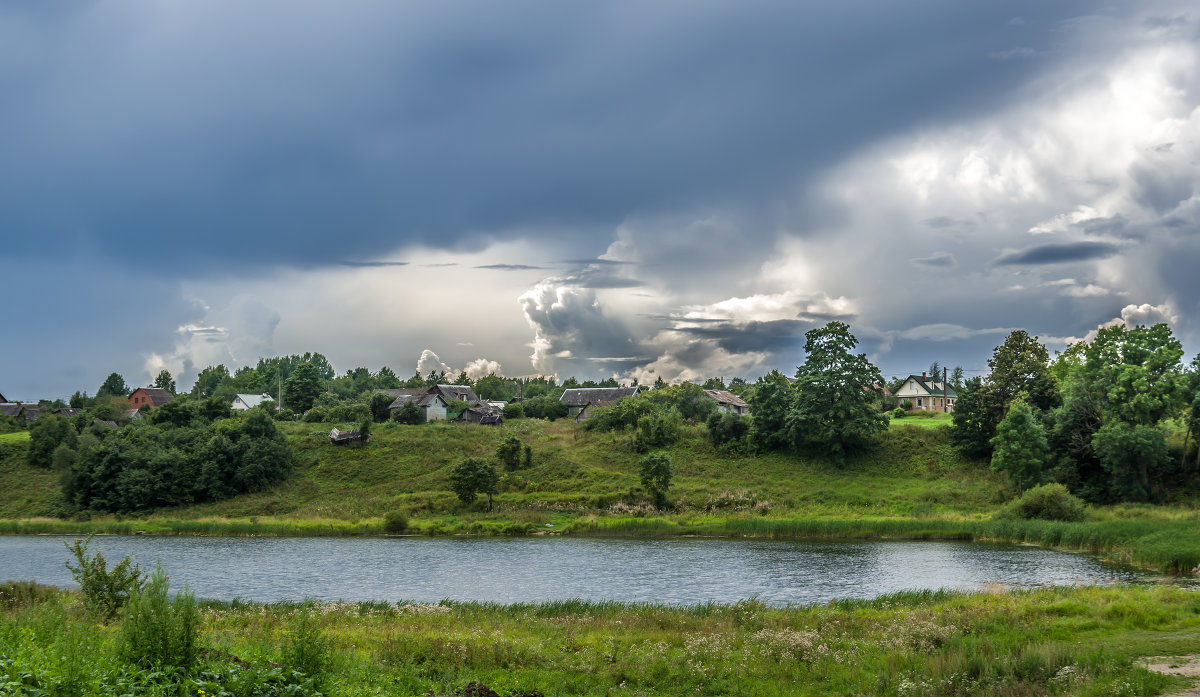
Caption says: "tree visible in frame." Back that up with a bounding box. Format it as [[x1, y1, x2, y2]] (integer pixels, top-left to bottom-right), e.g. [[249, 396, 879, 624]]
[[369, 392, 396, 422], [638, 453, 673, 509], [950, 377, 992, 459], [284, 362, 324, 413], [191, 365, 230, 400], [949, 366, 964, 390], [28, 414, 76, 468], [153, 370, 176, 395], [748, 371, 793, 452], [985, 331, 1060, 415], [787, 322, 887, 458], [989, 399, 1049, 492], [449, 457, 499, 511], [496, 434, 523, 471], [97, 372, 130, 398], [392, 400, 423, 424], [376, 366, 401, 389]]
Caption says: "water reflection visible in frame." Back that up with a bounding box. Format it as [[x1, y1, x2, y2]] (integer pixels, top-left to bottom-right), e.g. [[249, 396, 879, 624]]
[[1, 535, 1147, 606]]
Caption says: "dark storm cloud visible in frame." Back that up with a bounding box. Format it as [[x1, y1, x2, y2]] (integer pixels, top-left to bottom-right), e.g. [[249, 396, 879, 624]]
[[675, 319, 813, 355], [992, 241, 1121, 266], [0, 0, 1095, 272]]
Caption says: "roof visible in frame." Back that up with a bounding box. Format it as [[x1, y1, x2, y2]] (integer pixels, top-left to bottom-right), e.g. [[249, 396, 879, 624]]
[[0, 392, 6, 403], [56, 408, 82, 418], [899, 375, 957, 398], [862, 383, 893, 397], [131, 387, 174, 406], [233, 393, 273, 409], [432, 384, 479, 403], [387, 391, 447, 410], [704, 390, 749, 408], [559, 387, 640, 406], [124, 409, 143, 420], [0, 404, 22, 418], [329, 427, 367, 444], [94, 419, 119, 430]]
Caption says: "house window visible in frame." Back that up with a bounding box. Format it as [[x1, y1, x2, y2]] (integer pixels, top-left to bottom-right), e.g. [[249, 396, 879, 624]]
[[917, 398, 922, 407]]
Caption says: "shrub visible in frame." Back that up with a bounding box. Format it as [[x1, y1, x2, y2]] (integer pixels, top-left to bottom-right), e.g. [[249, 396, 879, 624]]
[[997, 483, 1087, 522], [0, 580, 57, 610], [706, 411, 750, 446], [496, 434, 523, 471], [120, 562, 198, 669], [502, 402, 525, 419], [64, 535, 144, 620], [274, 408, 297, 421], [633, 409, 682, 452], [891, 408, 906, 418], [638, 452, 673, 509], [392, 400, 423, 425], [383, 510, 409, 534]]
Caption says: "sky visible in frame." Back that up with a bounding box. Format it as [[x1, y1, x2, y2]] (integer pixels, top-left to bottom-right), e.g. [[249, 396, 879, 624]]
[[3, 1, 1199, 399]]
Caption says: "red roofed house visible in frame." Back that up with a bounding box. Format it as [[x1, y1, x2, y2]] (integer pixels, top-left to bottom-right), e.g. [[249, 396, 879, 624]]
[[129, 387, 174, 410]]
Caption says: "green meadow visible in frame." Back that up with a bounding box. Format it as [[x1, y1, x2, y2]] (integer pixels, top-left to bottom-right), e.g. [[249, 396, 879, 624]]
[[2, 581, 1199, 696]]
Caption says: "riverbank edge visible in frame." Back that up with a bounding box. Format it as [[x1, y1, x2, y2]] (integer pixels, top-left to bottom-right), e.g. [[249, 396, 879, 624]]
[[3, 513, 1199, 576]]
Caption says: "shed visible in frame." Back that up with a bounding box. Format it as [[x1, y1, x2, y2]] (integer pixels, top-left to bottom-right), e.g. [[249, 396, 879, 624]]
[[704, 390, 750, 415], [461, 404, 504, 425], [329, 427, 368, 445]]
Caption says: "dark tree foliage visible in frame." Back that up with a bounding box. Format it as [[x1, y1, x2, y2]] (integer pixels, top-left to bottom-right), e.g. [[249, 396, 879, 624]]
[[787, 322, 887, 458], [376, 366, 401, 389], [64, 406, 293, 513], [502, 402, 525, 419], [28, 414, 77, 468], [496, 434, 523, 471], [392, 400, 423, 425], [989, 398, 1049, 493], [369, 392, 397, 422], [633, 409, 682, 453], [190, 365, 230, 400], [950, 377, 993, 459], [638, 453, 673, 509], [284, 362, 324, 413], [449, 457, 498, 511], [706, 411, 750, 448], [97, 373, 130, 398], [152, 370, 176, 395], [748, 371, 793, 452]]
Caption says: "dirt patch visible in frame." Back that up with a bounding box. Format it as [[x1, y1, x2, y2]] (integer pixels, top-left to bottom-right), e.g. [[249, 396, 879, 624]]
[[1142, 655, 1200, 696]]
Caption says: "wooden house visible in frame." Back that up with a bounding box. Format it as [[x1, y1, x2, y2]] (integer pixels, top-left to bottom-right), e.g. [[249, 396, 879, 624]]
[[704, 389, 750, 415], [893, 373, 957, 412], [559, 386, 640, 421], [232, 393, 273, 411], [461, 404, 503, 425], [384, 388, 449, 422], [129, 387, 174, 410]]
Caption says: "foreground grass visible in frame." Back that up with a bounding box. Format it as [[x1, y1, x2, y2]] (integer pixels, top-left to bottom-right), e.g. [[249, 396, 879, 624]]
[[3, 582, 1198, 696]]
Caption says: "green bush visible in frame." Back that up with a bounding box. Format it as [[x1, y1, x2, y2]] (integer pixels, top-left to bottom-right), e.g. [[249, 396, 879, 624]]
[[891, 407, 906, 418], [0, 580, 57, 610], [383, 510, 409, 534], [997, 483, 1087, 522], [120, 562, 198, 669], [64, 535, 144, 620], [502, 402, 525, 419]]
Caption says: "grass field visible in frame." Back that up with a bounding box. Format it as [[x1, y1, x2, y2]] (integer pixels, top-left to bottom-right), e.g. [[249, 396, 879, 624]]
[[0, 431, 30, 443], [3, 419, 1200, 573], [1, 581, 1197, 696]]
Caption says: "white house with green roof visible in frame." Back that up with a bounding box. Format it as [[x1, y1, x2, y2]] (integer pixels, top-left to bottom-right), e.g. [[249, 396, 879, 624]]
[[894, 373, 957, 412]]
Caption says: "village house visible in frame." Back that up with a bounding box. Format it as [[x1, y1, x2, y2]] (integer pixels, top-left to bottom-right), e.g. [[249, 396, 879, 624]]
[[429, 384, 480, 404], [893, 373, 957, 412], [704, 389, 750, 415], [0, 391, 6, 403], [129, 387, 174, 410], [379, 388, 450, 422], [559, 386, 640, 421], [232, 393, 274, 410], [461, 404, 504, 425], [0, 403, 43, 423]]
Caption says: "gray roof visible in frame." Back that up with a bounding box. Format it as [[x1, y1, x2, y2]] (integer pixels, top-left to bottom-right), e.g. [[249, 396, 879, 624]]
[[0, 404, 23, 418], [559, 387, 640, 406], [387, 391, 447, 410], [704, 390, 749, 408], [432, 384, 479, 403], [132, 387, 174, 406], [233, 393, 273, 409]]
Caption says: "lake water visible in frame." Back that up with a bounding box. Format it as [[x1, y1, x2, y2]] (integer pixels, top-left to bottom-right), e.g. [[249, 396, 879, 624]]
[[0, 535, 1148, 606]]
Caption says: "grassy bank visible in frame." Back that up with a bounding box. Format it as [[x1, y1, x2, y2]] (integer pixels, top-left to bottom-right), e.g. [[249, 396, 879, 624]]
[[3, 420, 1200, 574], [3, 581, 1198, 696]]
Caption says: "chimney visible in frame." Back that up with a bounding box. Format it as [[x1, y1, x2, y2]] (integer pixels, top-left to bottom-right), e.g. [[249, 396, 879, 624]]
[[921, 372, 926, 379]]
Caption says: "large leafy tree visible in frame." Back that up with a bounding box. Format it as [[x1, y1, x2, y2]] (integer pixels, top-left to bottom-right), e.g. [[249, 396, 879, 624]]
[[786, 322, 887, 458], [449, 457, 499, 511], [1051, 323, 1186, 502], [748, 371, 793, 452], [152, 370, 176, 395], [97, 372, 130, 398], [989, 399, 1049, 493], [283, 362, 324, 413], [638, 452, 673, 509], [952, 331, 1059, 458], [190, 365, 230, 400]]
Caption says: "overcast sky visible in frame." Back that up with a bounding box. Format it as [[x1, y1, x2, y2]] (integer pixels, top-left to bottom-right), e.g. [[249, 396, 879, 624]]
[[3, 1, 1199, 398]]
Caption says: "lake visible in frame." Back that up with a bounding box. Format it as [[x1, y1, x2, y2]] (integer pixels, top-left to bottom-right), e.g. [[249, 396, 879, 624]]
[[1, 535, 1148, 606]]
